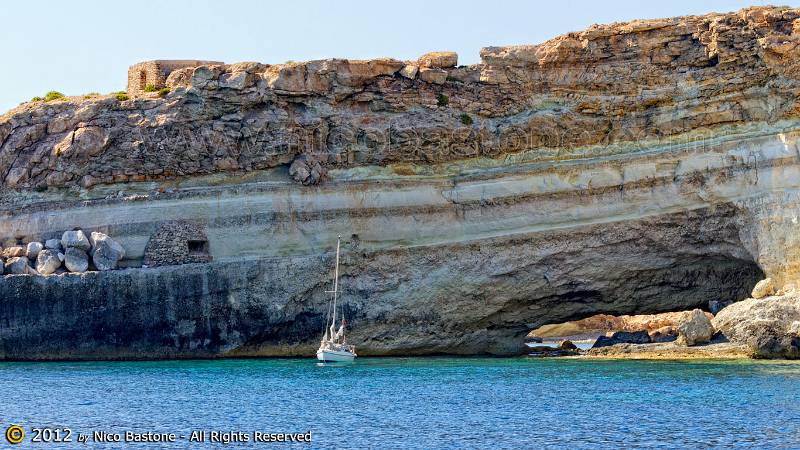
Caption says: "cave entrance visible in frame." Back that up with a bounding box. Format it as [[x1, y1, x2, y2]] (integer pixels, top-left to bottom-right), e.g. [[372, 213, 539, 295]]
[[520, 254, 765, 351], [527, 312, 696, 349]]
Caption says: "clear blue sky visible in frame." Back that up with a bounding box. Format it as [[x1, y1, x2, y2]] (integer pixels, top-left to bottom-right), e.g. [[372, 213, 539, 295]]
[[2, 0, 795, 113]]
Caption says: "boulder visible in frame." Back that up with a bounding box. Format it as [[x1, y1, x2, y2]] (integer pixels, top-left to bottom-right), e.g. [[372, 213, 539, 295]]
[[592, 335, 618, 348], [751, 278, 776, 299], [2, 246, 25, 258], [399, 64, 419, 79], [418, 68, 448, 85], [676, 308, 715, 346], [418, 51, 458, 69], [611, 330, 651, 344], [559, 340, 578, 350], [713, 295, 800, 358], [64, 247, 89, 273], [36, 250, 62, 275], [45, 238, 62, 250], [5, 256, 34, 275], [26, 242, 43, 260], [90, 232, 126, 270], [592, 330, 651, 348], [62, 230, 91, 251], [649, 325, 677, 343], [289, 155, 326, 186]]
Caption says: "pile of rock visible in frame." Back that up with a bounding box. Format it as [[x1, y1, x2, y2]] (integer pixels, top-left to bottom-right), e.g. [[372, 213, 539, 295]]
[[591, 309, 716, 349], [712, 278, 800, 359], [1, 230, 125, 276]]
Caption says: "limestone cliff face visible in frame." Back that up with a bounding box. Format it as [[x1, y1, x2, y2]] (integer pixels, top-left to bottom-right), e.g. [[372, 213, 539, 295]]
[[1, 7, 800, 358]]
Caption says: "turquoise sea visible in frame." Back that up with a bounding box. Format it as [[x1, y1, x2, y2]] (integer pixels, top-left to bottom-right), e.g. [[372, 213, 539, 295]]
[[1, 357, 800, 449]]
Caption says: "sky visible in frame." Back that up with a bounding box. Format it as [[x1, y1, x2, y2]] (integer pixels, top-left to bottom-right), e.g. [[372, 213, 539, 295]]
[[2, 0, 797, 113]]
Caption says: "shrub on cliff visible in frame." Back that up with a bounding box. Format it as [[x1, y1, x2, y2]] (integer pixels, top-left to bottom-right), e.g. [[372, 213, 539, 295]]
[[158, 87, 171, 98], [460, 113, 473, 125], [113, 91, 129, 101], [437, 93, 449, 107], [44, 91, 65, 102], [83, 92, 100, 99], [144, 83, 158, 93], [30, 96, 43, 102]]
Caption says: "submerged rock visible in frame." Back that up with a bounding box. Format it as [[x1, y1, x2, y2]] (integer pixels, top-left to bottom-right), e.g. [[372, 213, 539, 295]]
[[676, 309, 715, 346], [713, 295, 800, 358], [89, 232, 125, 270], [64, 247, 89, 273], [36, 250, 62, 275], [62, 230, 91, 252]]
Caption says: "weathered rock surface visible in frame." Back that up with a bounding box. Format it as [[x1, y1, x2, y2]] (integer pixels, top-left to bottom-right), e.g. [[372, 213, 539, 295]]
[[36, 249, 62, 275], [62, 230, 90, 251], [713, 295, 800, 358], [3, 7, 800, 359], [559, 340, 578, 350], [751, 278, 776, 299], [64, 247, 89, 273], [26, 241, 43, 260], [89, 232, 125, 271], [3, 7, 800, 191], [45, 238, 62, 251], [592, 330, 652, 348], [676, 309, 715, 346], [649, 326, 678, 343], [5, 256, 34, 275], [2, 246, 25, 258]]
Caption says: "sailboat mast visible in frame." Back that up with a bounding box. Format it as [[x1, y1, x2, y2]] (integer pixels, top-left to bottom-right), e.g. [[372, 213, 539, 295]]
[[331, 235, 341, 330]]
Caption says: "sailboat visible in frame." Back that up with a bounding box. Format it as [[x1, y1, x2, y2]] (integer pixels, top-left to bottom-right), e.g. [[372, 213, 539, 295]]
[[317, 235, 357, 362]]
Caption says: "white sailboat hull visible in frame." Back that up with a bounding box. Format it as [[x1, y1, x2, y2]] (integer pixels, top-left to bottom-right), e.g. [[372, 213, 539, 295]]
[[316, 348, 356, 362]]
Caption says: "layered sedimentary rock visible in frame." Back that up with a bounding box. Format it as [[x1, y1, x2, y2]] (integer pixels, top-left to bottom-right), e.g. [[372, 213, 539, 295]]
[[2, 6, 800, 358]]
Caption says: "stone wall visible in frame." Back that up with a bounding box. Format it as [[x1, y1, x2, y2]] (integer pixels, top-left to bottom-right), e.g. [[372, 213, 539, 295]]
[[127, 60, 223, 93], [143, 220, 212, 267]]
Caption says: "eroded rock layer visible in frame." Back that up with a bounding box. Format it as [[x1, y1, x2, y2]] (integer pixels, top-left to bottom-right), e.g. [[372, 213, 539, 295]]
[[2, 6, 800, 358]]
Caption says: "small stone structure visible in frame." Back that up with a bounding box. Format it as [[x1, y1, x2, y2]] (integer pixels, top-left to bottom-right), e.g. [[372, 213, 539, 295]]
[[127, 60, 223, 93], [143, 220, 212, 267]]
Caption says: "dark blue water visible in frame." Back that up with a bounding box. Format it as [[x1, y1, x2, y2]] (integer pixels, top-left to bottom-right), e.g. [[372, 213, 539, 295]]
[[2, 357, 800, 449]]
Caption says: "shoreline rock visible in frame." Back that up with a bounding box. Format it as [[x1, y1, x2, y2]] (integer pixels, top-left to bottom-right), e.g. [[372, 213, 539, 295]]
[[713, 294, 800, 359]]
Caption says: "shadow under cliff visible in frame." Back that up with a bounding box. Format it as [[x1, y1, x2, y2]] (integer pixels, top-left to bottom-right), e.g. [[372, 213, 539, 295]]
[[0, 204, 762, 359]]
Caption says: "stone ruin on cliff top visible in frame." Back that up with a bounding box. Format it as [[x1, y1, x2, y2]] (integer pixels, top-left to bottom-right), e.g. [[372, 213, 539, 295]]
[[127, 60, 223, 93]]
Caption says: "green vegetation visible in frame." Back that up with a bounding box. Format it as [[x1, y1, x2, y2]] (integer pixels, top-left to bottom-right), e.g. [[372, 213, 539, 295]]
[[460, 113, 473, 126], [83, 92, 100, 99], [113, 91, 130, 101], [44, 91, 66, 102], [437, 93, 449, 107], [29, 91, 67, 102], [143, 83, 158, 93], [446, 76, 460, 82], [157, 87, 171, 98]]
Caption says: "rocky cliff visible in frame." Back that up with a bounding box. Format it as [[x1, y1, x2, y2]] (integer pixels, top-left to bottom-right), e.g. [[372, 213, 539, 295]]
[[2, 6, 800, 358]]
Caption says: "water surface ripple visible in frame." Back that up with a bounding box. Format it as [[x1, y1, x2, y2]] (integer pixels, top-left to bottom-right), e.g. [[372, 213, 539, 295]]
[[1, 357, 799, 449]]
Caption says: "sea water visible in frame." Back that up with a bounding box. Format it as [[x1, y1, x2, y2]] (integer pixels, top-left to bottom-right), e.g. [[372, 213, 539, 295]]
[[1, 357, 799, 449]]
